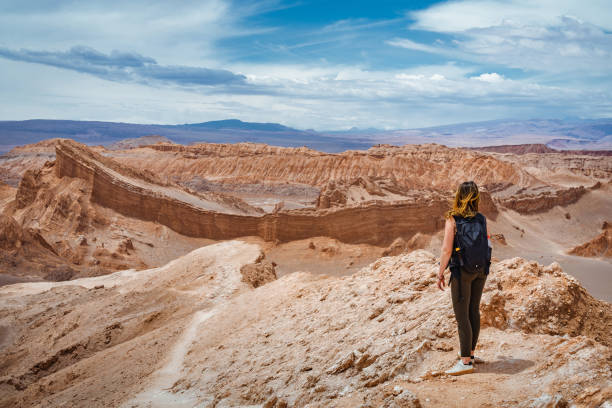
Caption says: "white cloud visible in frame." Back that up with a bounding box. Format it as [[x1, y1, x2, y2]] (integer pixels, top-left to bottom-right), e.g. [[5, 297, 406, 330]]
[[0, 0, 610, 130], [471, 73, 504, 82], [5, 58, 597, 130], [0, 0, 275, 67], [403, 1, 612, 76], [409, 0, 612, 32], [385, 38, 440, 53]]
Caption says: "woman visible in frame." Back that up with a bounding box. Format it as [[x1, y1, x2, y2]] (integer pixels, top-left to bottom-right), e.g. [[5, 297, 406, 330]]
[[437, 181, 490, 376]]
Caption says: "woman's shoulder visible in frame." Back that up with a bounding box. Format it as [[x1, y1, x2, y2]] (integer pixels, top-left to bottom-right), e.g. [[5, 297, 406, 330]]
[[445, 216, 456, 231]]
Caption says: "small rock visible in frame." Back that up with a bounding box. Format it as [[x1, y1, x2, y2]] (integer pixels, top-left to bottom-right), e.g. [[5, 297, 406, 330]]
[[369, 304, 386, 320], [326, 351, 356, 374], [263, 396, 277, 408], [382, 388, 422, 408], [528, 393, 568, 408]]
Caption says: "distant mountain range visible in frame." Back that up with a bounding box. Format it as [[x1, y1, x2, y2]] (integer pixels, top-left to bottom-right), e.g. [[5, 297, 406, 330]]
[[0, 118, 610, 154], [357, 118, 612, 150], [181, 119, 296, 132], [0, 119, 373, 154]]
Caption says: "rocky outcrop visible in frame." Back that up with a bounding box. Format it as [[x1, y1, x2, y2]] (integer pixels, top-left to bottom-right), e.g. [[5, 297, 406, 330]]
[[53, 140, 454, 245], [491, 150, 612, 183], [138, 142, 539, 191], [0, 214, 76, 284], [15, 168, 45, 209], [317, 177, 413, 209], [105, 135, 171, 150], [0, 181, 15, 212], [568, 222, 612, 258], [498, 186, 587, 214], [480, 258, 611, 344], [1, 243, 610, 407], [382, 233, 431, 256], [240, 252, 277, 288], [0, 139, 59, 186]]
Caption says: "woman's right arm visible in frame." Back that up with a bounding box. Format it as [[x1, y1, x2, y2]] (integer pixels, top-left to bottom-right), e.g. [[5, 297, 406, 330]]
[[437, 217, 454, 290]]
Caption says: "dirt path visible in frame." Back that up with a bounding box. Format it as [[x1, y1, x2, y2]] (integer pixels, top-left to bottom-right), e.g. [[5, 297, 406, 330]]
[[123, 309, 218, 408]]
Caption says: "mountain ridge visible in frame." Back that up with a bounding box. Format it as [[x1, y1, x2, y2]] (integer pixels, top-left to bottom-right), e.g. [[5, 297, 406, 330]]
[[1, 118, 611, 154]]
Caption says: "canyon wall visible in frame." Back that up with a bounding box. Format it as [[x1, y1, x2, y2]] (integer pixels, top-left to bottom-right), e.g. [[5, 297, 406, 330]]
[[55, 140, 451, 245], [140, 142, 539, 190], [498, 186, 587, 214]]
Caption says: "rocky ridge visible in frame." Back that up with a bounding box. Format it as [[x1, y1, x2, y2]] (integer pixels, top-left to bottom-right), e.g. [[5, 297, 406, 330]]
[[569, 221, 612, 258], [0, 242, 609, 407], [105, 135, 172, 151], [0, 214, 76, 285], [37, 140, 474, 245], [111, 141, 612, 215], [139, 142, 539, 192], [1, 137, 610, 288]]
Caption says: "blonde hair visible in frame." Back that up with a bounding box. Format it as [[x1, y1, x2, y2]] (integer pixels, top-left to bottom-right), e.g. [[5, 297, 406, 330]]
[[445, 181, 480, 219]]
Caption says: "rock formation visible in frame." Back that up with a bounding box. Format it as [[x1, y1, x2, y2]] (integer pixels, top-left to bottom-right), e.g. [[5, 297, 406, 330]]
[[382, 233, 431, 257], [105, 135, 172, 150], [497, 185, 587, 214], [487, 149, 612, 186], [0, 243, 609, 407], [0, 181, 15, 212], [0, 139, 59, 186], [126, 142, 540, 193], [2, 137, 610, 287], [49, 140, 457, 245], [0, 214, 76, 285], [568, 221, 612, 258]]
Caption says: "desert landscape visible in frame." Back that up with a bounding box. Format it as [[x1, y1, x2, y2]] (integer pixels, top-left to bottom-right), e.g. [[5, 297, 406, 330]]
[[2, 0, 612, 406], [0, 134, 610, 407]]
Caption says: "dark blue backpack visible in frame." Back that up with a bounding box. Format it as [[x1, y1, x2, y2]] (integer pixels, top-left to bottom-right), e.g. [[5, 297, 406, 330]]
[[450, 213, 491, 276]]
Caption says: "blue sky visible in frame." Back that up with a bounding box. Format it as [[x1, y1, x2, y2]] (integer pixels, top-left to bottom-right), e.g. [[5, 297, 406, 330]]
[[0, 0, 610, 129]]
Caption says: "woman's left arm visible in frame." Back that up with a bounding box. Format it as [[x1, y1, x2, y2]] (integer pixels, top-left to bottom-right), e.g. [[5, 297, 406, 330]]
[[437, 218, 454, 290]]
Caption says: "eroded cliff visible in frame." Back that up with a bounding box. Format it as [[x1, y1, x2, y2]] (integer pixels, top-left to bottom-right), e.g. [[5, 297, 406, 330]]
[[130, 142, 540, 191], [50, 140, 462, 245]]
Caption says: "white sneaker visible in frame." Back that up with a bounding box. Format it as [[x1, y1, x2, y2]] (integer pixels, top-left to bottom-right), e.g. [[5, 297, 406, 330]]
[[445, 360, 474, 376]]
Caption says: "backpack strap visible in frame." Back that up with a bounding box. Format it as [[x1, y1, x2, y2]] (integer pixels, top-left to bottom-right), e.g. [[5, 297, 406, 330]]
[[449, 215, 464, 300], [478, 213, 492, 274]]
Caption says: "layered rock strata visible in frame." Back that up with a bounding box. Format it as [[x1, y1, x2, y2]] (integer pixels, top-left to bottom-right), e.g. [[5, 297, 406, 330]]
[[53, 140, 454, 245], [140, 142, 538, 191], [497, 186, 587, 214]]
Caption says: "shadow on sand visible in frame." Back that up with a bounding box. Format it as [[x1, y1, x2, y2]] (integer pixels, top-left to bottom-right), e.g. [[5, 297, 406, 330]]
[[476, 355, 535, 374]]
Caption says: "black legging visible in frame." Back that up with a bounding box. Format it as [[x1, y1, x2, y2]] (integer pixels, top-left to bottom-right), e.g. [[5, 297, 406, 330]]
[[451, 270, 487, 357]]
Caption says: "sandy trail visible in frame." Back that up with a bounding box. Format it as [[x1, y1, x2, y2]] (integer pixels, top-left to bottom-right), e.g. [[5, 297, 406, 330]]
[[123, 309, 218, 408]]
